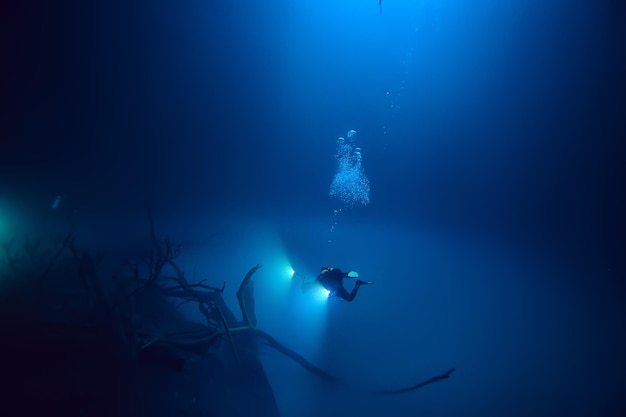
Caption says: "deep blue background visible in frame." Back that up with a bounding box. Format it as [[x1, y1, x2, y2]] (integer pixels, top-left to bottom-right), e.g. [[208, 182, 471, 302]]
[[1, 1, 625, 416]]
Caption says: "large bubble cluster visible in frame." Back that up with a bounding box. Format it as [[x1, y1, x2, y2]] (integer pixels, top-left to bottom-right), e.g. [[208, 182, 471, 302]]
[[329, 130, 370, 206]]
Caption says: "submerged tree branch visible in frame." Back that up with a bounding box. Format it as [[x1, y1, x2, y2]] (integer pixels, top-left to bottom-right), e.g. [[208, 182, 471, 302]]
[[373, 368, 456, 394], [236, 264, 261, 327], [132, 211, 456, 396], [254, 328, 340, 382]]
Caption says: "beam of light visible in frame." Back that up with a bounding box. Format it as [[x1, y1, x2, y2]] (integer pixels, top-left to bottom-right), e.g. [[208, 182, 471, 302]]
[[313, 285, 331, 302], [286, 275, 329, 360], [207, 222, 300, 329], [202, 216, 330, 359], [254, 250, 295, 306]]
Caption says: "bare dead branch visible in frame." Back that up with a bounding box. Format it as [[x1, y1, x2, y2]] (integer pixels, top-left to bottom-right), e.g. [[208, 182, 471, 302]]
[[215, 305, 238, 361], [237, 264, 261, 327]]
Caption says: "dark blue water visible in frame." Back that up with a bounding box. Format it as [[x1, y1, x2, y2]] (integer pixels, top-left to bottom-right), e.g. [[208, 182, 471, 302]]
[[1, 1, 624, 416]]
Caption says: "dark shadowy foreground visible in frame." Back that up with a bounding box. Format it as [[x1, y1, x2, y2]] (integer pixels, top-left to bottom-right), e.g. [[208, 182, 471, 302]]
[[0, 215, 454, 416]]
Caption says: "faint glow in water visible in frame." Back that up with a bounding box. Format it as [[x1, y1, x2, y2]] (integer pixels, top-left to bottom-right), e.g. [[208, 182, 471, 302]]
[[0, 208, 5, 280], [51, 195, 62, 210]]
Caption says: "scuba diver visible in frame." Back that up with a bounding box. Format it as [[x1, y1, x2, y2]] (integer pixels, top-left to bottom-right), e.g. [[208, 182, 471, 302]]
[[317, 267, 372, 302]]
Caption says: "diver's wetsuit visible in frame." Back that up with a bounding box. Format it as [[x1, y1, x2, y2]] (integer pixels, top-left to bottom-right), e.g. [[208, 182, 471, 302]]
[[317, 267, 364, 302]]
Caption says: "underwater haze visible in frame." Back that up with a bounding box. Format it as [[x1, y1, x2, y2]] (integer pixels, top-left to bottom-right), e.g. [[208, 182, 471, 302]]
[[1, 0, 625, 416]]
